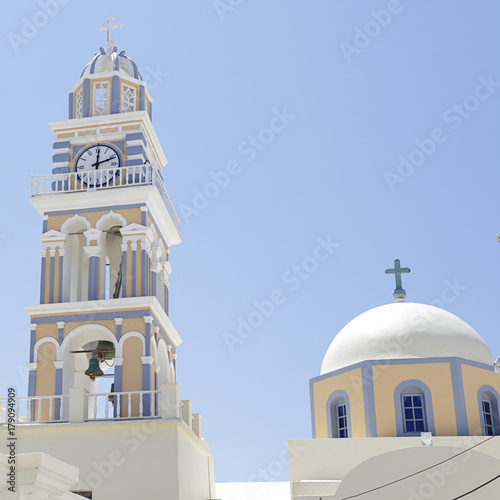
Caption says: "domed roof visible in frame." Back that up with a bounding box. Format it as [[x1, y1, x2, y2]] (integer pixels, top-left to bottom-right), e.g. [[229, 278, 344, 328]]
[[81, 46, 142, 80], [321, 302, 494, 374]]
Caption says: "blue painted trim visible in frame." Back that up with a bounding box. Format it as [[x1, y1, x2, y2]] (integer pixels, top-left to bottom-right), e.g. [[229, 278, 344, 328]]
[[477, 385, 500, 436], [58, 325, 64, 344], [111, 75, 120, 114], [450, 359, 469, 435], [40, 257, 46, 304], [145, 322, 151, 356], [55, 368, 63, 419], [141, 249, 147, 296], [149, 102, 152, 121], [68, 93, 73, 119], [45, 203, 144, 217], [152, 272, 157, 297], [124, 158, 146, 167], [31, 308, 152, 324], [312, 357, 496, 385], [49, 256, 55, 303], [126, 132, 146, 146], [141, 208, 147, 226], [54, 141, 71, 150], [361, 361, 377, 437], [58, 255, 63, 303], [52, 167, 70, 174], [116, 323, 122, 341], [114, 365, 122, 392], [88, 256, 99, 300], [52, 152, 71, 163], [139, 85, 146, 111], [30, 328, 36, 363], [28, 370, 36, 397], [326, 390, 352, 438], [82, 79, 91, 118], [129, 57, 139, 79], [142, 363, 152, 417], [72, 144, 86, 156], [42, 219, 48, 233], [310, 378, 316, 438], [125, 145, 145, 157], [89, 54, 100, 74], [165, 284, 169, 315], [394, 379, 436, 437], [121, 250, 127, 298], [131, 249, 136, 297]]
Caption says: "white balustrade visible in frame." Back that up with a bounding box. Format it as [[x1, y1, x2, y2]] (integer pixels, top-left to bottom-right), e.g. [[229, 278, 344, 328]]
[[30, 165, 180, 234], [0, 395, 67, 424], [86, 390, 159, 420]]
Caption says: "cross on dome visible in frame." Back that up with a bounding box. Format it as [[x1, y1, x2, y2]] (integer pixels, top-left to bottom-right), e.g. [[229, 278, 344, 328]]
[[385, 259, 411, 302], [98, 14, 123, 54]]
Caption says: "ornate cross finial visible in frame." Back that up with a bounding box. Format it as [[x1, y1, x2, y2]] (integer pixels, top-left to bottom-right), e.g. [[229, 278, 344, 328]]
[[98, 14, 123, 46], [385, 259, 411, 303]]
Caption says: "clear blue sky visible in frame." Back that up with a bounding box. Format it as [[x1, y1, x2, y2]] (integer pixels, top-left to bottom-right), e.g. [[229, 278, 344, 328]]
[[1, 0, 500, 483]]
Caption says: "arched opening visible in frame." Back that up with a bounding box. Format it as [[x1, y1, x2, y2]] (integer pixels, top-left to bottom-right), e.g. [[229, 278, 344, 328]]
[[394, 380, 435, 437], [61, 216, 90, 302], [97, 212, 127, 300], [479, 387, 500, 436], [327, 390, 351, 438], [61, 325, 117, 419]]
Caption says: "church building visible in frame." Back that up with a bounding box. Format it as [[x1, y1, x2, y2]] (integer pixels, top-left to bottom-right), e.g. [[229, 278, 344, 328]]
[[1, 15, 500, 500]]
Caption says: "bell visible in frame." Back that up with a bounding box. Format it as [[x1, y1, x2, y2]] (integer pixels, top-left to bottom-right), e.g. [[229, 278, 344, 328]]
[[85, 352, 104, 380], [96, 340, 115, 361]]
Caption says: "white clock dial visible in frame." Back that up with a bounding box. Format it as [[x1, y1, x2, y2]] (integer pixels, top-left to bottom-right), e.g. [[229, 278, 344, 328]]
[[75, 144, 121, 187]]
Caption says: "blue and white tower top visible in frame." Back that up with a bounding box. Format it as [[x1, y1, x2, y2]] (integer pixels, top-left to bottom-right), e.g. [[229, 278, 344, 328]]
[[68, 15, 151, 120]]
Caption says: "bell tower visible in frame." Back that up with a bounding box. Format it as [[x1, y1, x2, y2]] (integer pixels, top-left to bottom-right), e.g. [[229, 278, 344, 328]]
[[25, 15, 182, 420]]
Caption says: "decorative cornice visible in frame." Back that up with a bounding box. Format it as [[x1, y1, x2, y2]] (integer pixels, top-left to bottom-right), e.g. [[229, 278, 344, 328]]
[[27, 363, 38, 371], [53, 361, 64, 369], [112, 357, 124, 366], [140, 356, 154, 365]]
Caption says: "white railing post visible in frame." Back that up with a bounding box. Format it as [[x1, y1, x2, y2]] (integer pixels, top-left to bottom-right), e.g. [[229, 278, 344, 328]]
[[159, 383, 180, 419], [69, 388, 88, 423]]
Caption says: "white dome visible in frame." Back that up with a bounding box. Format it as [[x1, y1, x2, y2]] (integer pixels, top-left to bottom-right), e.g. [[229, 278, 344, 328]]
[[321, 302, 494, 374]]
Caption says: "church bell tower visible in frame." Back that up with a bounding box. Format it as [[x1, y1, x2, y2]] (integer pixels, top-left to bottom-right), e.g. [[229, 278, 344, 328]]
[[26, 15, 181, 418]]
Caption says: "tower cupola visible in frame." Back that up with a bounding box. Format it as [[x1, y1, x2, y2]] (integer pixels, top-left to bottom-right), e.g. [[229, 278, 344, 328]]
[[68, 15, 152, 120]]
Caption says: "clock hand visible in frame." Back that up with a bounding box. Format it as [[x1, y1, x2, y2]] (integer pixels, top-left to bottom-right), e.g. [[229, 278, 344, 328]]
[[97, 155, 117, 165]]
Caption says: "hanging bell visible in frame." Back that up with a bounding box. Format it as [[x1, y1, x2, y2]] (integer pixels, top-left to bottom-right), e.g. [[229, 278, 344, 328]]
[[85, 352, 104, 381], [95, 340, 115, 361]]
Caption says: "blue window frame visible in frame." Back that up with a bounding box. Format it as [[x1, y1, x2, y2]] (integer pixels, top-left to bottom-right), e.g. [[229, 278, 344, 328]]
[[402, 394, 427, 433], [482, 399, 494, 436], [336, 403, 348, 438]]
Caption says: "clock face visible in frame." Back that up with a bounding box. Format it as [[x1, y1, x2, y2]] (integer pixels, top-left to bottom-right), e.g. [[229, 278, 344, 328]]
[[75, 144, 121, 187]]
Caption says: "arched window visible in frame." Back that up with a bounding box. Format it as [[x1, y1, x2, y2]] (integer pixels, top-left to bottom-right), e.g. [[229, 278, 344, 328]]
[[477, 385, 500, 436], [394, 380, 435, 437], [327, 390, 351, 438]]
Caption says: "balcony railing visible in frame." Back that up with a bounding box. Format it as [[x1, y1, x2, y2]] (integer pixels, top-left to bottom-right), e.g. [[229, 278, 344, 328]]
[[87, 390, 160, 420], [0, 395, 67, 423], [30, 165, 180, 234]]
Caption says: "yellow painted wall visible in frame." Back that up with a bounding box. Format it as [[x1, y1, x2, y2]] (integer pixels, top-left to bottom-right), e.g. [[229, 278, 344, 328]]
[[122, 318, 146, 335], [47, 208, 141, 233], [121, 336, 143, 417], [313, 368, 366, 438], [462, 364, 500, 436], [35, 341, 57, 420], [35, 324, 58, 343], [373, 363, 456, 437]]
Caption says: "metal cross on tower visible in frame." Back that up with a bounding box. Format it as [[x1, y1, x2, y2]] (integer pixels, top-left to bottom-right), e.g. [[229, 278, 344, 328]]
[[98, 14, 123, 44], [385, 259, 411, 302]]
